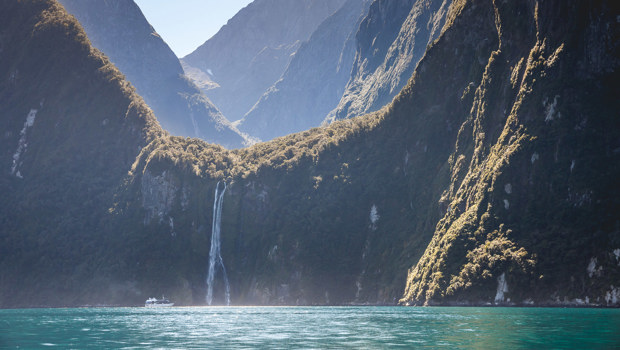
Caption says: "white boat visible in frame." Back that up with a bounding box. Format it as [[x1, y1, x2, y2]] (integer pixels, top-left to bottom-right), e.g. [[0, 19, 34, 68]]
[[145, 296, 174, 307]]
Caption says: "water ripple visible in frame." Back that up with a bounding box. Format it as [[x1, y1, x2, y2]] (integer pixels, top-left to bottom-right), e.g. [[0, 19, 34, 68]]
[[0, 306, 619, 348]]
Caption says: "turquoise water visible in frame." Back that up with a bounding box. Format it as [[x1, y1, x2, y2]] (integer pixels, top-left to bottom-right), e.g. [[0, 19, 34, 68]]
[[1, 306, 619, 348]]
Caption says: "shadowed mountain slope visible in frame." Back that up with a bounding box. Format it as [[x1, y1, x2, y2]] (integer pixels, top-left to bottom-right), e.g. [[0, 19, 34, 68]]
[[58, 0, 248, 148], [0, 0, 163, 306], [327, 0, 450, 122]]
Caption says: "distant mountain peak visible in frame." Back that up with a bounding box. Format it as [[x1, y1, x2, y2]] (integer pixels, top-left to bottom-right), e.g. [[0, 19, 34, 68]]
[[182, 0, 347, 123]]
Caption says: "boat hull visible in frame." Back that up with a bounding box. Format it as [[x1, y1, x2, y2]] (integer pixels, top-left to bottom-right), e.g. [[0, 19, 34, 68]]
[[145, 303, 174, 307]]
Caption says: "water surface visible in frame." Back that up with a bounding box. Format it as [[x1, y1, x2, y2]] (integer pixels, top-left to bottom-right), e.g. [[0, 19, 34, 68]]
[[1, 306, 619, 348]]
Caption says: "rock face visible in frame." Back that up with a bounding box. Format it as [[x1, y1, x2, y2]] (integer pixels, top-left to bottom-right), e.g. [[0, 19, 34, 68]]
[[327, 0, 449, 122], [400, 0, 620, 306], [58, 0, 248, 148], [0, 0, 163, 307], [237, 0, 448, 141], [1, 0, 618, 308], [182, 0, 346, 123], [141, 170, 178, 224], [237, 0, 372, 141]]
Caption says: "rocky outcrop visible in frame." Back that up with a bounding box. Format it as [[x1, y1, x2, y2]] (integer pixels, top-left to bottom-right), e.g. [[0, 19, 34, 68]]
[[182, 0, 346, 123], [141, 170, 178, 224], [237, 0, 450, 141], [58, 0, 248, 148], [237, 0, 372, 141], [400, 0, 620, 306], [327, 0, 449, 122]]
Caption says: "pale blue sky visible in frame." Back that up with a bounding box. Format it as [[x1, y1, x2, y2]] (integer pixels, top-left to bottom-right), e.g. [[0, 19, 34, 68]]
[[134, 0, 253, 58]]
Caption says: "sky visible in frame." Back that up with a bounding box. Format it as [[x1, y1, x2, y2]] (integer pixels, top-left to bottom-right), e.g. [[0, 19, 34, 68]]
[[134, 0, 253, 58]]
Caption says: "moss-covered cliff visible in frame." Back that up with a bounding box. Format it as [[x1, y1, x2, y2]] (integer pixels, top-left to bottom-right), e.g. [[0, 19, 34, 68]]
[[401, 0, 620, 306]]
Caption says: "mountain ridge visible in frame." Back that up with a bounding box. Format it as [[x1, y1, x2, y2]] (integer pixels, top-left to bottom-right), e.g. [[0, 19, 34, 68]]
[[236, 0, 372, 141], [58, 0, 248, 148], [327, 0, 449, 122], [235, 0, 450, 142], [0, 0, 617, 308], [0, 0, 164, 307]]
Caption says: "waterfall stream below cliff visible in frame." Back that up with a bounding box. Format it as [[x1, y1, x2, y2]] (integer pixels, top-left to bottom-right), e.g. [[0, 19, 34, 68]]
[[206, 181, 230, 305]]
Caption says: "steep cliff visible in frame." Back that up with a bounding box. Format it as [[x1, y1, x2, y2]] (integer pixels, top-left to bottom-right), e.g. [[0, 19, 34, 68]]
[[58, 0, 248, 148], [237, 0, 372, 142], [400, 0, 620, 306], [237, 0, 450, 141], [0, 0, 163, 307], [182, 0, 346, 123], [327, 0, 449, 122]]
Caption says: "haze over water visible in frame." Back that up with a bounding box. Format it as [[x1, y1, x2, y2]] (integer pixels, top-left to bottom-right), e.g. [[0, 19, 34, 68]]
[[1, 306, 619, 348]]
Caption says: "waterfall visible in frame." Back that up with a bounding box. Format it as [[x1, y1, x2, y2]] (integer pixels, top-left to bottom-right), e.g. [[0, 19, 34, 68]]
[[206, 181, 231, 305]]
